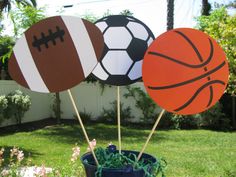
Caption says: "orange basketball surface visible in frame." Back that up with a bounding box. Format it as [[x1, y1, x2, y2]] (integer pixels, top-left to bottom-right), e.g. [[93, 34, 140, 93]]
[[142, 28, 229, 115]]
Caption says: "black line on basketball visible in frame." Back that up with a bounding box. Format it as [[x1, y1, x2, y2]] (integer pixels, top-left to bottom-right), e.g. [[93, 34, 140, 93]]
[[148, 38, 213, 68], [174, 30, 203, 62], [148, 61, 225, 90], [207, 86, 213, 107], [174, 80, 225, 112]]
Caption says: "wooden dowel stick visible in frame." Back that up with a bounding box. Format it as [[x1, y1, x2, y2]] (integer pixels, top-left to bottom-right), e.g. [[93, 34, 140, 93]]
[[67, 89, 99, 166], [117, 86, 121, 154], [137, 109, 165, 161]]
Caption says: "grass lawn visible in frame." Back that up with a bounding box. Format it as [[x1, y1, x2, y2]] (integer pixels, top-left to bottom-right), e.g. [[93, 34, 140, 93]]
[[0, 123, 235, 177]]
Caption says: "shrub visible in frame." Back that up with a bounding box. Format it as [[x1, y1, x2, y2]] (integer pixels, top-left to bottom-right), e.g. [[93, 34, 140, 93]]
[[0, 95, 8, 124], [124, 86, 158, 123], [74, 109, 93, 124], [101, 101, 133, 124], [200, 102, 232, 130], [159, 112, 174, 128], [160, 102, 232, 130], [4, 90, 31, 125], [159, 112, 200, 130], [170, 114, 200, 130]]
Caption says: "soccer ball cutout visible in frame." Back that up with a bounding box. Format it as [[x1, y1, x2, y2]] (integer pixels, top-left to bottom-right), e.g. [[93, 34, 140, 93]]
[[92, 15, 155, 86]]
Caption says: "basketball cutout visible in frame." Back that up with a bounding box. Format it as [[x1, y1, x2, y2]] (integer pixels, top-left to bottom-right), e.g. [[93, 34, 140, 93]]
[[9, 16, 104, 93], [142, 28, 229, 115], [92, 15, 155, 86]]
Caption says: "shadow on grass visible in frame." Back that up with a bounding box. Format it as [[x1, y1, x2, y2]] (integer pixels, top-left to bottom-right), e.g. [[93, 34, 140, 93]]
[[32, 123, 169, 145], [0, 118, 58, 136], [0, 146, 43, 166]]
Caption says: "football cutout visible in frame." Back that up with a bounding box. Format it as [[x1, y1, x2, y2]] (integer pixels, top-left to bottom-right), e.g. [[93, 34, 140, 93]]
[[92, 15, 155, 86], [142, 28, 229, 115], [9, 16, 104, 93]]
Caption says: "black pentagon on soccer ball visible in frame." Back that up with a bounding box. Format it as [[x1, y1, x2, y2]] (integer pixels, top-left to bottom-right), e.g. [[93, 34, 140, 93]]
[[105, 15, 129, 27], [127, 38, 148, 61], [100, 43, 109, 58], [106, 75, 132, 86]]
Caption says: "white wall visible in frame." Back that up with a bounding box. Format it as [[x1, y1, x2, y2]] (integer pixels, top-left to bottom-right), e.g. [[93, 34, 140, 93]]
[[0, 80, 52, 127], [0, 81, 160, 127], [59, 82, 151, 121]]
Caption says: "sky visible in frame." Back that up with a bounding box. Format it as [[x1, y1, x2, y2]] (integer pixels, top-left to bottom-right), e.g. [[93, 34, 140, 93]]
[[36, 0, 201, 36], [35, 0, 235, 37], [2, 0, 235, 37]]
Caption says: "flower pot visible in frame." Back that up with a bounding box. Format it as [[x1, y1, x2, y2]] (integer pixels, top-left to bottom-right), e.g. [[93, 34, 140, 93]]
[[81, 150, 157, 177]]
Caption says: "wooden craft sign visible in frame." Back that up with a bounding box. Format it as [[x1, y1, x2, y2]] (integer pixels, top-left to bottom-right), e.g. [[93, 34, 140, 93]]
[[92, 15, 155, 86], [142, 28, 229, 115], [9, 16, 104, 93]]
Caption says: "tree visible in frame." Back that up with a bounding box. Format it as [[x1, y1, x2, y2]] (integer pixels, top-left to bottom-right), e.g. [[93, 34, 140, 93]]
[[0, 0, 37, 13], [167, 0, 174, 31], [214, 0, 236, 9], [196, 7, 236, 96], [196, 7, 236, 129], [226, 0, 236, 8], [201, 0, 211, 16], [9, 4, 45, 38], [0, 35, 14, 79], [0, 4, 45, 70], [120, 9, 133, 16]]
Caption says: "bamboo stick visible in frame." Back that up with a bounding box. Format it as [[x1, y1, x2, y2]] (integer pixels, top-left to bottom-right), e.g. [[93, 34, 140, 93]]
[[137, 109, 165, 161], [67, 89, 99, 166], [117, 86, 121, 154]]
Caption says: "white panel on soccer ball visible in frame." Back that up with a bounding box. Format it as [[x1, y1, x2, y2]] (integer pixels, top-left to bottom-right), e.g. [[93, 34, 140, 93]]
[[128, 60, 143, 80], [95, 22, 108, 33], [147, 37, 154, 46], [104, 27, 132, 49], [127, 22, 149, 41], [92, 63, 109, 80], [102, 51, 133, 75], [126, 17, 135, 21]]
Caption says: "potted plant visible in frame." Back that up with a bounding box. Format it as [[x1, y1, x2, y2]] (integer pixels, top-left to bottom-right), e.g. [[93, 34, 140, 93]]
[[81, 144, 166, 177]]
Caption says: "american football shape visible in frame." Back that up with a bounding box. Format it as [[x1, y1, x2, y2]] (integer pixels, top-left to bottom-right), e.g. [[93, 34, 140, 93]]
[[9, 16, 104, 93]]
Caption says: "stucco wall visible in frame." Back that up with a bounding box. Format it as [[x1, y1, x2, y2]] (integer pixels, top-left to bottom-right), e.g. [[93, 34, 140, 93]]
[[0, 81, 159, 127], [0, 80, 52, 127]]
